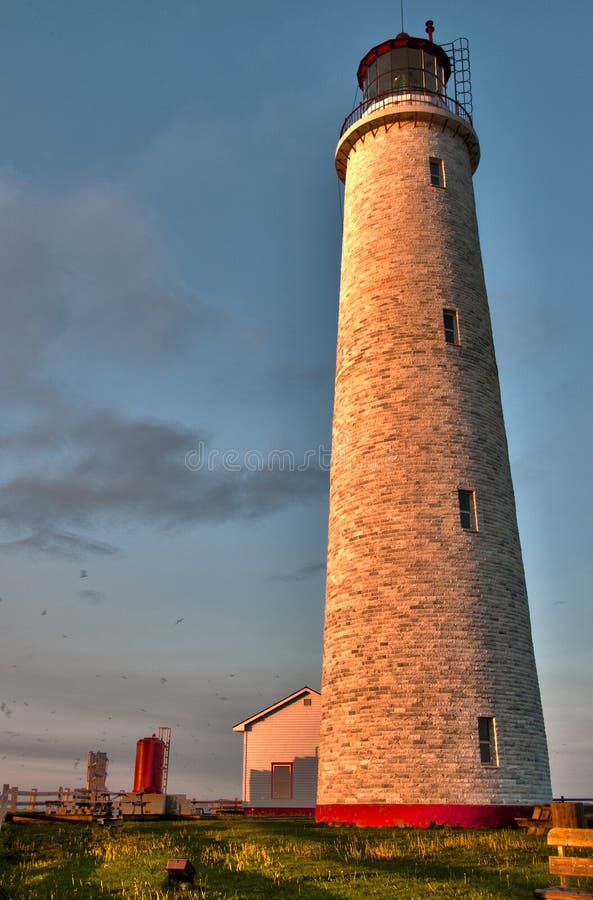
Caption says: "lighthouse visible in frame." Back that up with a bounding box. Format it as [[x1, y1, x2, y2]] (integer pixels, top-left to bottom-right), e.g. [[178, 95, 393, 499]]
[[317, 22, 552, 827]]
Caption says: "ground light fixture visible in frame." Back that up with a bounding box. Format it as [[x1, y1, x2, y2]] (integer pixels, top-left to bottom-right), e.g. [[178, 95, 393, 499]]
[[166, 858, 196, 886]]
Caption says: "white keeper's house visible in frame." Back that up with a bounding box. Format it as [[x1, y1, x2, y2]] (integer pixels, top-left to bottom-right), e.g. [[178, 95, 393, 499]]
[[232, 686, 321, 816]]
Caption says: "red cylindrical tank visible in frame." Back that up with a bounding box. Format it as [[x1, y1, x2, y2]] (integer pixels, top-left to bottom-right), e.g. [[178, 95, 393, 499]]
[[133, 735, 165, 793]]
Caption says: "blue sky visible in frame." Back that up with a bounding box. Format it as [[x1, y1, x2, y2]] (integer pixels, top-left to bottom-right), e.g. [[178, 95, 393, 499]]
[[0, 0, 591, 800]]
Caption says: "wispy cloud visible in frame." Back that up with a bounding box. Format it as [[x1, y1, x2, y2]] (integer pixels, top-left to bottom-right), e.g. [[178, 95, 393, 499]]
[[0, 530, 118, 559], [0, 175, 208, 411], [0, 410, 328, 548], [267, 561, 326, 583], [0, 173, 330, 558], [77, 589, 104, 604]]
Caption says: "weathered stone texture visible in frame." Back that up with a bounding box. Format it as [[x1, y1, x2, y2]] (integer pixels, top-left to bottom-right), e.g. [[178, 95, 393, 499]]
[[317, 109, 552, 807]]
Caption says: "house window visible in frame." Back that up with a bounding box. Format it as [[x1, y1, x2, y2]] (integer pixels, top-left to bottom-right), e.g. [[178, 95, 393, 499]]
[[429, 156, 445, 187], [443, 308, 459, 344], [303, 697, 312, 706], [458, 489, 478, 531], [478, 717, 498, 766], [271, 763, 293, 799]]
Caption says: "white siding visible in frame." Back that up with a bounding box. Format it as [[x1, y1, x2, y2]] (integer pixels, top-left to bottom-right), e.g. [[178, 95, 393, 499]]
[[243, 691, 321, 808]]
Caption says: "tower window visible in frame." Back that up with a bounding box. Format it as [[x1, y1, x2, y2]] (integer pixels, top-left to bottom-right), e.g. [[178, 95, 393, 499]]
[[429, 157, 445, 187], [443, 309, 459, 344], [271, 763, 293, 799], [458, 489, 478, 530], [478, 717, 498, 766]]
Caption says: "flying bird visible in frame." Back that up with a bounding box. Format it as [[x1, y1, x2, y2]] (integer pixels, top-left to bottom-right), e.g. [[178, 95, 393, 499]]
[[41, 609, 47, 616], [80, 569, 88, 578], [174, 618, 184, 625]]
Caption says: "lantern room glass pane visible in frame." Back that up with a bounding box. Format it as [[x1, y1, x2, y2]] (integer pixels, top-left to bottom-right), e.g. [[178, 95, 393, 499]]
[[424, 51, 437, 93], [408, 49, 422, 87], [366, 61, 378, 99], [392, 68, 409, 91], [377, 51, 391, 75], [390, 47, 409, 90], [436, 62, 446, 95], [423, 51, 436, 74], [378, 72, 391, 95]]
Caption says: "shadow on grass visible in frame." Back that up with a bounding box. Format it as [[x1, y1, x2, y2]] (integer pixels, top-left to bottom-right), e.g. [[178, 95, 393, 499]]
[[0, 819, 552, 899], [0, 822, 114, 899], [1, 821, 335, 899]]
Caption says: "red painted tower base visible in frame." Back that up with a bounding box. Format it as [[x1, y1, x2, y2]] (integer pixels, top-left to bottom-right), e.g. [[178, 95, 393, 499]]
[[315, 804, 533, 828]]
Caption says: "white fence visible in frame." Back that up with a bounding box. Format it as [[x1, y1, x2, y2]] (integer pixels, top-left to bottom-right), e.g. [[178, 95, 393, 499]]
[[0, 785, 243, 829], [0, 784, 122, 828]]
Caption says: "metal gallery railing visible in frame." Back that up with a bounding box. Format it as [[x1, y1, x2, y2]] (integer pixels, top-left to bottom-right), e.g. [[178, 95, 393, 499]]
[[340, 88, 473, 137]]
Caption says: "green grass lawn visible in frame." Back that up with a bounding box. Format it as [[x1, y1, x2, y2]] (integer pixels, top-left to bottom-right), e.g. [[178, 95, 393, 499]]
[[0, 817, 554, 899]]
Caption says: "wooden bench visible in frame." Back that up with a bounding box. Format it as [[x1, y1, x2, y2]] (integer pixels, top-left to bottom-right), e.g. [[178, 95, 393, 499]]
[[517, 805, 552, 835], [535, 827, 593, 899]]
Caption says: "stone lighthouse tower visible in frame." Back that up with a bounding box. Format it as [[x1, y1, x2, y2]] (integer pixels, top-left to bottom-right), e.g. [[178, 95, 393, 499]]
[[317, 22, 552, 827]]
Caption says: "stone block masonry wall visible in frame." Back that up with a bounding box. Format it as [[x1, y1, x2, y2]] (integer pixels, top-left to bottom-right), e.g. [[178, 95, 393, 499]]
[[317, 109, 552, 811]]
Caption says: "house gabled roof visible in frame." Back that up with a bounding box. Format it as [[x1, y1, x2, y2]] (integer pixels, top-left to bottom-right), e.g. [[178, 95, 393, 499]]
[[232, 685, 320, 732]]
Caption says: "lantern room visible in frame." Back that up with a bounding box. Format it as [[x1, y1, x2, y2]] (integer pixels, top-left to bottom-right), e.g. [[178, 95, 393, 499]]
[[357, 28, 451, 102]]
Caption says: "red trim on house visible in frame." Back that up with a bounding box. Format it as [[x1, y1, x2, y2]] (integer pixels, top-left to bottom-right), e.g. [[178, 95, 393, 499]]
[[244, 807, 315, 818], [315, 803, 534, 828]]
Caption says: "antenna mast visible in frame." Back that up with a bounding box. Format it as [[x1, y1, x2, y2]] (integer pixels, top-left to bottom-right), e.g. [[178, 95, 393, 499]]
[[400, 0, 404, 32]]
